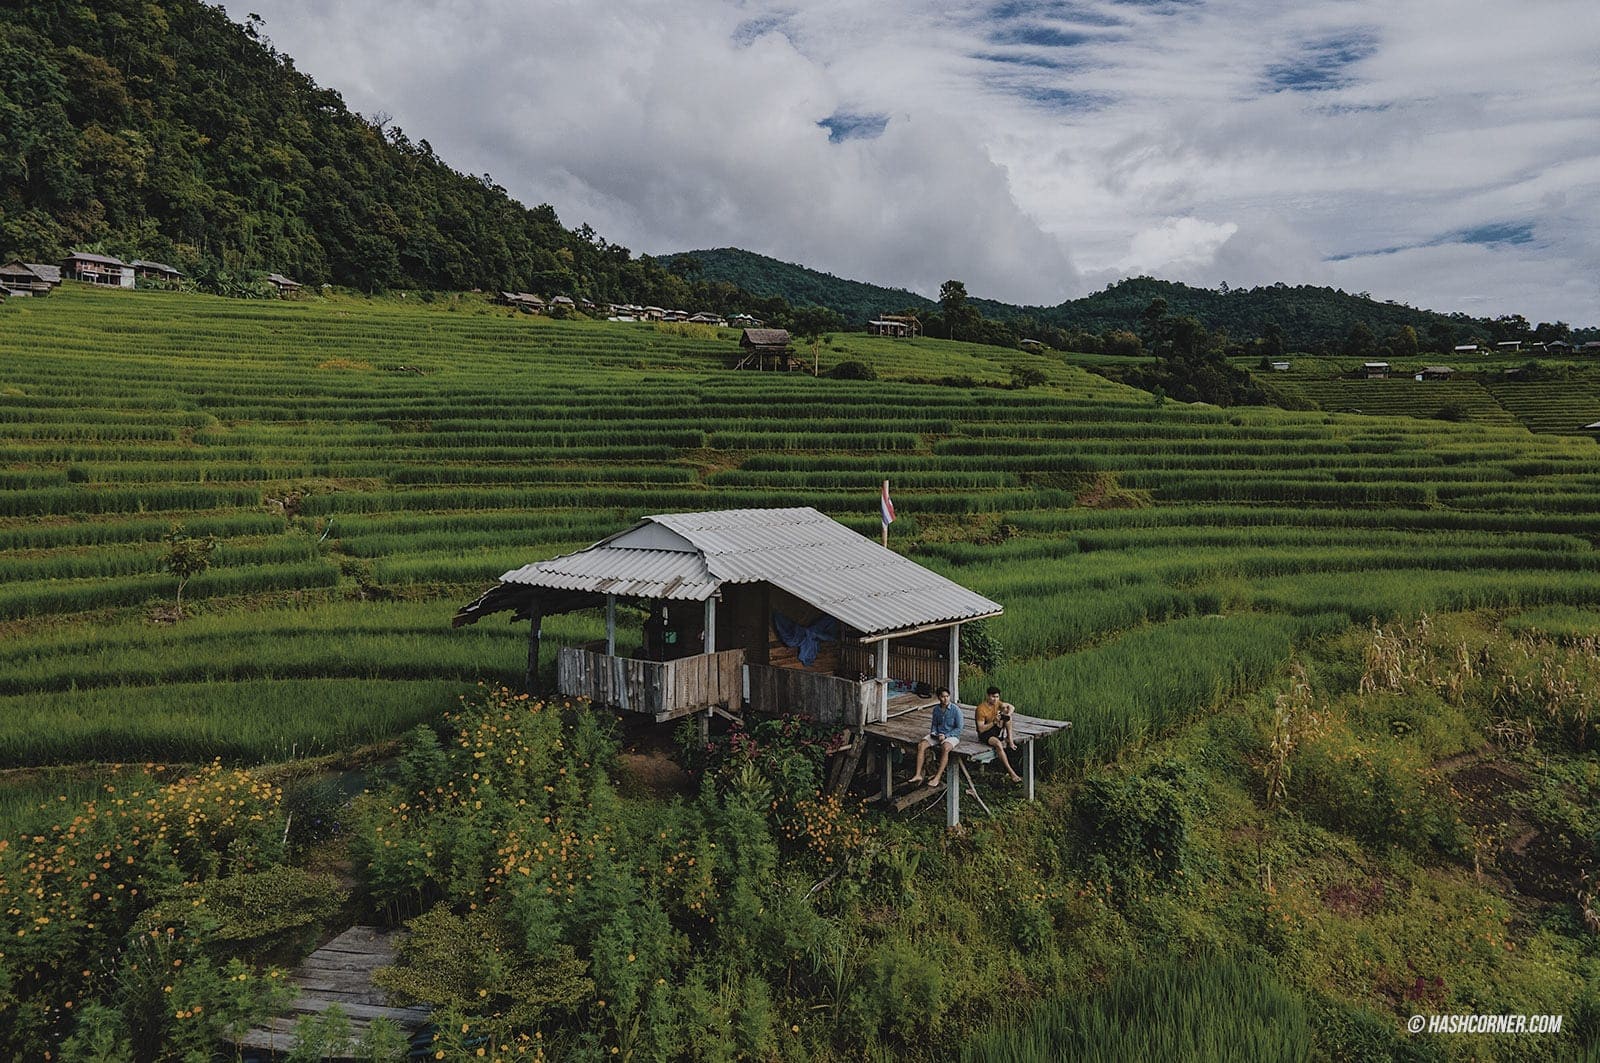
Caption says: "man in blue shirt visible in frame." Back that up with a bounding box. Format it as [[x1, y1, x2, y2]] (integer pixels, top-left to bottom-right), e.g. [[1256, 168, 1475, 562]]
[[908, 687, 962, 788]]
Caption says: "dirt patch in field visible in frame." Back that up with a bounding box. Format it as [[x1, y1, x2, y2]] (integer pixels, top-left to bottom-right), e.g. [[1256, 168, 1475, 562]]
[[616, 725, 694, 799], [1445, 755, 1573, 903]]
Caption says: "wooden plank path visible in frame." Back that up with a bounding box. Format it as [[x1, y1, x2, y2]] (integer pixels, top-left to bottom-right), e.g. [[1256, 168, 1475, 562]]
[[865, 706, 1071, 826], [237, 926, 430, 1059]]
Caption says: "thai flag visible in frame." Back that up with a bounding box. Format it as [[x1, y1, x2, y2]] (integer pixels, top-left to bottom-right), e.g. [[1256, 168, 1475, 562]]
[[880, 480, 895, 526]]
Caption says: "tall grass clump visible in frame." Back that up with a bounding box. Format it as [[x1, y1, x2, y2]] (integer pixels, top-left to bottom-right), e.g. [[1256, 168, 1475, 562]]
[[961, 955, 1313, 1063]]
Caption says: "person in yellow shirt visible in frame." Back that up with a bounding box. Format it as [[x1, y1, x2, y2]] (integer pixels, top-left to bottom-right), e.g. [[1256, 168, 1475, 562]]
[[974, 686, 1022, 783]]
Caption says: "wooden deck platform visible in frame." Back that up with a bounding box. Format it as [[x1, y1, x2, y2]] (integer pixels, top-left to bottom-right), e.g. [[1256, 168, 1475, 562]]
[[237, 926, 430, 1059], [864, 705, 1071, 826]]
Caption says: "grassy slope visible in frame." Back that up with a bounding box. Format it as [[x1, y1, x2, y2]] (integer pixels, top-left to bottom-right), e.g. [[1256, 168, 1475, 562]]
[[2, 285, 1600, 763], [1, 286, 1597, 1057]]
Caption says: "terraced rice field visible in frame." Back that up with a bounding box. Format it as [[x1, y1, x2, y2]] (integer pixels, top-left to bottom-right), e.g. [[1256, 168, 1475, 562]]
[[4, 284, 1600, 769], [1250, 355, 1600, 432]]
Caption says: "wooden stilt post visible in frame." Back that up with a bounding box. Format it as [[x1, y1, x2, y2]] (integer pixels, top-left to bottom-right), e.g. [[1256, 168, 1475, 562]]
[[526, 611, 543, 694], [881, 744, 893, 801], [1025, 741, 1035, 803], [605, 594, 616, 657], [947, 624, 960, 703], [704, 596, 717, 654], [945, 759, 961, 827], [875, 640, 889, 724]]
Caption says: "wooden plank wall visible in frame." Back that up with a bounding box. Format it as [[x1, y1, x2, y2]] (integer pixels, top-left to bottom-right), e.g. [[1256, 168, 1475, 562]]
[[746, 664, 874, 727], [557, 647, 744, 718]]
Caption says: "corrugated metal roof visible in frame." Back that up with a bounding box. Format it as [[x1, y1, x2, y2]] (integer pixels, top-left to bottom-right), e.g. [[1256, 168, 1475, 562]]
[[66, 251, 128, 267], [496, 507, 1001, 637], [500, 542, 715, 601]]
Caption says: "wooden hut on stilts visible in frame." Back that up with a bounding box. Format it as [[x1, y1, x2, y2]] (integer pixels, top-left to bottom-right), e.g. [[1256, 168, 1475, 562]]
[[454, 507, 1069, 825]]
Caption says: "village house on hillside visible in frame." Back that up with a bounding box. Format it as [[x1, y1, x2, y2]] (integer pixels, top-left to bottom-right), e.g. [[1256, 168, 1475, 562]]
[[736, 328, 797, 370], [1416, 365, 1455, 381], [62, 252, 134, 287], [0, 261, 60, 296], [265, 272, 302, 296], [1362, 361, 1390, 379], [867, 314, 921, 338], [130, 259, 183, 282], [498, 291, 546, 312]]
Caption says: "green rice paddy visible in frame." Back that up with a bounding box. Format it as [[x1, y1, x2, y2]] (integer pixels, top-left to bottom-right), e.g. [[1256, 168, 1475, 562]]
[[2, 284, 1600, 767]]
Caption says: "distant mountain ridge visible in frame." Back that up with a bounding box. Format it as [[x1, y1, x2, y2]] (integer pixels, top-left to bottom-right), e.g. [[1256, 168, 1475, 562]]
[[662, 249, 937, 324], [665, 248, 1592, 349]]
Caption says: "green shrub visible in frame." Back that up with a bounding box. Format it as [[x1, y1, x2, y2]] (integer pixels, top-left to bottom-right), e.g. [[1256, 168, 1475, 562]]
[[828, 360, 877, 380], [135, 865, 345, 962], [1292, 730, 1461, 854], [1072, 759, 1206, 896]]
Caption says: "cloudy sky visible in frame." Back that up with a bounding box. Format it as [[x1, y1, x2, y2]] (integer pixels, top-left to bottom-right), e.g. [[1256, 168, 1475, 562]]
[[225, 0, 1598, 323]]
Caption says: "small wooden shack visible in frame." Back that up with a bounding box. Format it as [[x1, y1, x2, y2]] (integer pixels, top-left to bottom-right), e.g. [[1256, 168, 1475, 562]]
[[454, 508, 1065, 825], [265, 272, 303, 296], [63, 252, 133, 287], [455, 507, 1000, 726], [1362, 361, 1390, 379], [130, 259, 183, 282], [1416, 365, 1455, 381], [498, 291, 546, 312], [0, 262, 54, 295], [868, 314, 921, 338], [736, 328, 796, 370]]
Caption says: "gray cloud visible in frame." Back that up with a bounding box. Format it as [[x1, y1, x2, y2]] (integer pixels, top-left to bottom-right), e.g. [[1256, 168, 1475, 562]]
[[227, 0, 1597, 322]]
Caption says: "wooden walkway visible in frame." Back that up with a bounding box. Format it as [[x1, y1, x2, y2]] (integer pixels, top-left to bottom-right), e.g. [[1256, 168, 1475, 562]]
[[864, 705, 1071, 826], [237, 926, 430, 1059]]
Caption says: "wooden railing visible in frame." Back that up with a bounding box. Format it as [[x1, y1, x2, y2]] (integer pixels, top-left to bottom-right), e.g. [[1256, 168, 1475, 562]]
[[840, 641, 948, 691], [745, 664, 879, 727], [556, 647, 744, 722]]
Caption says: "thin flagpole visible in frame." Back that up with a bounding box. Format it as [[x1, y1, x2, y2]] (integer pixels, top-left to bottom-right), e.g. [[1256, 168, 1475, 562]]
[[881, 479, 891, 548]]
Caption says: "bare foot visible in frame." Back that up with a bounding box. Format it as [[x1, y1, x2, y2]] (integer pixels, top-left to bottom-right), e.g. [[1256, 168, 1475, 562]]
[[926, 777, 941, 788], [908, 775, 924, 785], [1008, 773, 1022, 783]]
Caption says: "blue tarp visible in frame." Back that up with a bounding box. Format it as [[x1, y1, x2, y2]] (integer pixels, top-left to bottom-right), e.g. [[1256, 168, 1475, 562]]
[[772, 611, 839, 667]]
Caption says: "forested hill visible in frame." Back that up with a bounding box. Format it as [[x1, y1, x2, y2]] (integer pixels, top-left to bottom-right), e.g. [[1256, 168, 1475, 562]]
[[0, 2, 691, 299], [668, 248, 1587, 350], [663, 248, 938, 323]]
